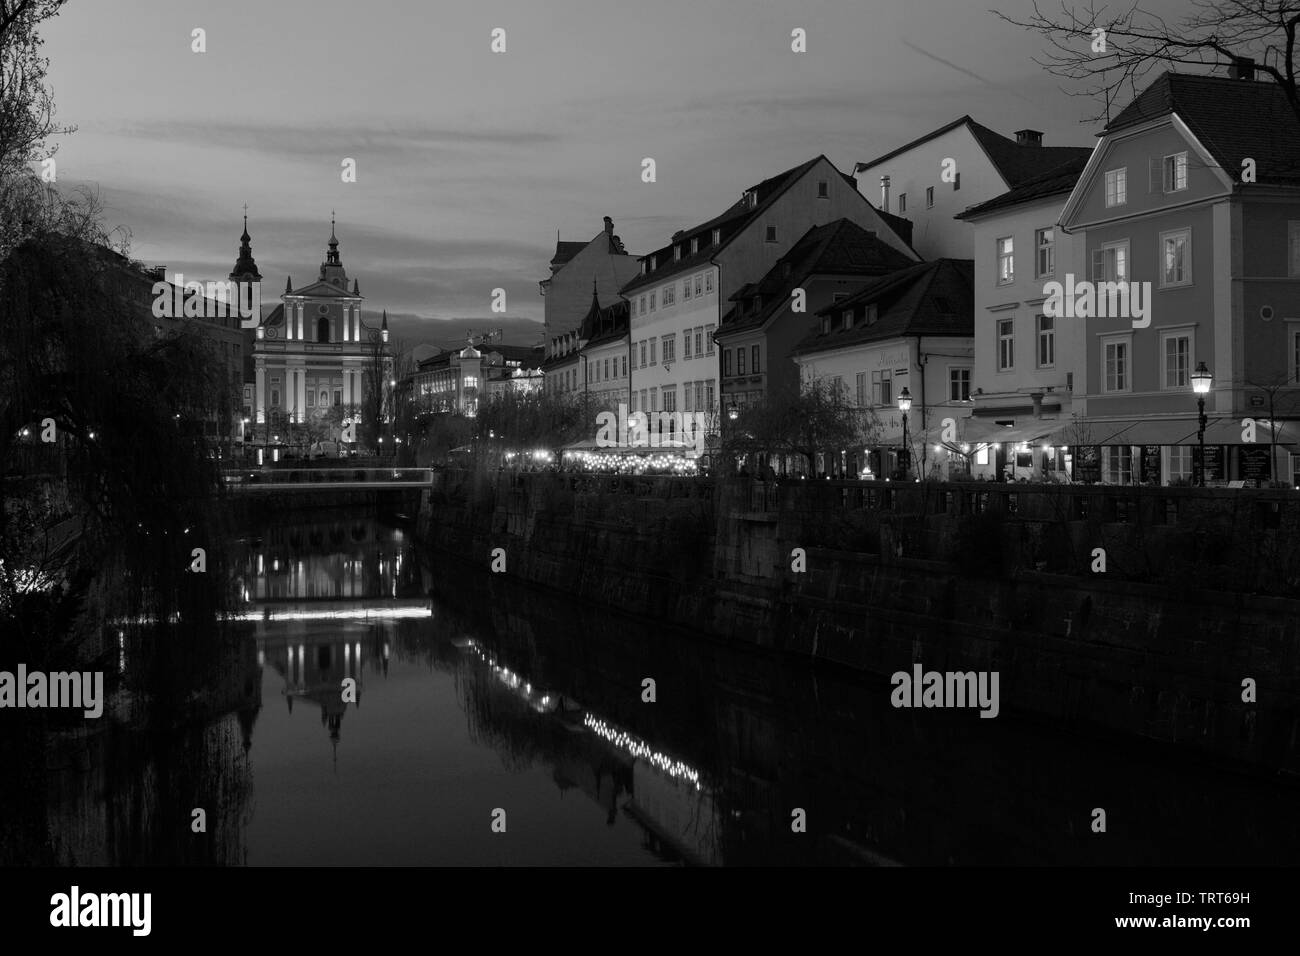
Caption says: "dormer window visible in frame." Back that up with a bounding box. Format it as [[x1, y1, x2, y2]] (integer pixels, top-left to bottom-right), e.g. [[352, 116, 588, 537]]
[[865, 303, 878, 324], [821, 315, 831, 334], [690, 237, 699, 254], [765, 225, 778, 242], [744, 190, 757, 209], [841, 310, 853, 330], [712, 228, 721, 246], [674, 246, 682, 261]]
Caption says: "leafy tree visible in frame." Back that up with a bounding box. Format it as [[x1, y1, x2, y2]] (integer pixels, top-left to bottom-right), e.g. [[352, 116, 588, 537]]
[[728, 378, 881, 475]]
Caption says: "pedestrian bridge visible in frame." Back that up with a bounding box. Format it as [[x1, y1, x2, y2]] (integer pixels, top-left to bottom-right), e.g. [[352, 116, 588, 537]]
[[223, 467, 434, 492]]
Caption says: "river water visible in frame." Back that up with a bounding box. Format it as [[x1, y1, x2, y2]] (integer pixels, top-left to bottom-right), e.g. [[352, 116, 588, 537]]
[[19, 516, 1300, 866]]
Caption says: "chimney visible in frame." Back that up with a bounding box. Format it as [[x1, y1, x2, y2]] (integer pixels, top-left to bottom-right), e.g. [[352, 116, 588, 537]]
[[604, 216, 613, 235], [1014, 129, 1043, 147], [1232, 55, 1255, 79], [880, 175, 891, 210]]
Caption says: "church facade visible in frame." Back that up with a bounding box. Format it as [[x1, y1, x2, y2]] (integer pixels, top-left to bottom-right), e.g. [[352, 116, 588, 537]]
[[242, 218, 392, 443]]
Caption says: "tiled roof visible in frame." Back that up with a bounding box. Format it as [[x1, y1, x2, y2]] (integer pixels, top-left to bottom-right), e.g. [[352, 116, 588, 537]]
[[550, 241, 587, 266], [1105, 72, 1300, 185], [794, 258, 974, 356], [857, 115, 1090, 188], [585, 300, 630, 348], [620, 156, 887, 295], [262, 303, 285, 327], [955, 155, 1090, 220], [719, 219, 917, 336]]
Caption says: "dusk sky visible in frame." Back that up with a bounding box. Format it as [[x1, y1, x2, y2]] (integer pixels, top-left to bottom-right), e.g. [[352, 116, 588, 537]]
[[41, 0, 1184, 343]]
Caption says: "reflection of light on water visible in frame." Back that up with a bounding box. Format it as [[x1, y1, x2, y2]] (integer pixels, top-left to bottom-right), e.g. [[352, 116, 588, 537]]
[[584, 715, 702, 789], [233, 607, 431, 621], [117, 630, 126, 674]]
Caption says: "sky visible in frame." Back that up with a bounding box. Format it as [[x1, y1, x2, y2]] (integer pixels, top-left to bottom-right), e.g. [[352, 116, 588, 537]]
[[39, 0, 1186, 346]]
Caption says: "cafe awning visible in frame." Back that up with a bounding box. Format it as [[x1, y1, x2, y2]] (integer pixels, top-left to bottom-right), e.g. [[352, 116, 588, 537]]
[[1042, 417, 1298, 447]]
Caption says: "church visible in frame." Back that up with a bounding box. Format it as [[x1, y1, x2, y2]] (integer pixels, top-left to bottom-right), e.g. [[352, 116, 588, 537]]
[[237, 216, 392, 443]]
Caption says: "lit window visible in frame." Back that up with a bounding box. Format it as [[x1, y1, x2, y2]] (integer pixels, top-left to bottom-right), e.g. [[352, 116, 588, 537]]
[[1094, 241, 1129, 282], [949, 368, 971, 402]]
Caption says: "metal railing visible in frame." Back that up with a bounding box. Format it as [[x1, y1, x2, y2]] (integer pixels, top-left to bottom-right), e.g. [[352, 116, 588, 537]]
[[223, 467, 433, 490]]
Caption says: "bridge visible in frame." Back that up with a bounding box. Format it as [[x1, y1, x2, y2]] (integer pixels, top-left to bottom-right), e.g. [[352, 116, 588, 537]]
[[223, 467, 435, 492]]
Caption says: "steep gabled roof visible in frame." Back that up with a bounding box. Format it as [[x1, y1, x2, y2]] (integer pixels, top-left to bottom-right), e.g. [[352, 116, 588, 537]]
[[620, 156, 903, 295], [550, 241, 587, 266], [719, 218, 917, 336], [1105, 73, 1300, 185], [794, 258, 974, 356], [857, 115, 1090, 189], [955, 155, 1090, 220]]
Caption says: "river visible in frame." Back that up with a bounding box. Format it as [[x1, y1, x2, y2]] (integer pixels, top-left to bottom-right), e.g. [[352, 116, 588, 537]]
[[16, 515, 1300, 866]]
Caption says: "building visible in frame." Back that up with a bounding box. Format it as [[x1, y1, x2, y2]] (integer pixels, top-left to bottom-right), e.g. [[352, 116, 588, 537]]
[[540, 217, 640, 398], [412, 339, 545, 415], [575, 283, 631, 414], [714, 218, 917, 411], [792, 258, 975, 479], [1055, 65, 1300, 485], [954, 157, 1089, 479], [854, 116, 1091, 260], [620, 155, 918, 443], [250, 218, 392, 444]]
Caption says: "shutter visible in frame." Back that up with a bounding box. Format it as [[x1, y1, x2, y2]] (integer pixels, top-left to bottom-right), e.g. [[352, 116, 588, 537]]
[[1092, 249, 1106, 282], [1149, 156, 1162, 194]]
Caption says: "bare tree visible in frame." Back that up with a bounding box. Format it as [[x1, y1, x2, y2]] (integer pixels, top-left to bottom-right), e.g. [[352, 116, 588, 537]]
[[1244, 374, 1300, 484], [994, 1, 1300, 126]]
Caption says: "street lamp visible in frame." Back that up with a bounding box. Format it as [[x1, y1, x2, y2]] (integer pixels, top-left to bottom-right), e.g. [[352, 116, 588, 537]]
[[1191, 361, 1212, 487], [897, 387, 912, 480]]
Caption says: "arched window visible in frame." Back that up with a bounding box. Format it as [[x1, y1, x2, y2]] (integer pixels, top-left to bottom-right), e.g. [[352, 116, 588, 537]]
[[319, 390, 329, 407], [317, 317, 330, 343]]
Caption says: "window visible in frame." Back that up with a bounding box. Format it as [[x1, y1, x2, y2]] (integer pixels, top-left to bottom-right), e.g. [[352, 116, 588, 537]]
[[1037, 314, 1055, 368], [684, 383, 694, 412], [1290, 222, 1300, 277], [663, 335, 675, 363], [856, 371, 867, 406], [639, 295, 646, 314], [307, 390, 315, 407], [694, 274, 703, 296], [705, 324, 715, 353], [683, 279, 692, 301], [640, 342, 647, 367], [1094, 241, 1129, 282], [464, 375, 478, 389], [737, 348, 746, 376], [711, 229, 721, 246], [650, 388, 659, 412], [1163, 152, 1188, 192], [724, 350, 732, 376], [871, 369, 892, 406], [271, 388, 280, 406], [691, 237, 699, 254], [841, 310, 853, 330], [695, 329, 703, 356], [673, 246, 682, 261], [317, 317, 330, 342], [1161, 331, 1192, 389], [684, 334, 692, 360], [949, 368, 971, 402], [604, 358, 611, 379], [1035, 228, 1055, 277], [649, 292, 656, 312], [765, 226, 778, 242], [1166, 445, 1194, 484], [1102, 335, 1131, 392], [751, 344, 760, 373], [1105, 168, 1127, 207], [650, 338, 657, 365], [705, 380, 715, 410], [899, 193, 906, 214], [1160, 229, 1191, 287], [1103, 445, 1133, 484], [997, 237, 1014, 284], [622, 356, 627, 377], [821, 315, 831, 335], [695, 382, 704, 411], [705, 273, 714, 293], [926, 186, 934, 208], [817, 180, 829, 198], [865, 303, 878, 325], [832, 292, 848, 303], [997, 318, 1014, 370], [640, 389, 647, 410], [665, 284, 675, 306]]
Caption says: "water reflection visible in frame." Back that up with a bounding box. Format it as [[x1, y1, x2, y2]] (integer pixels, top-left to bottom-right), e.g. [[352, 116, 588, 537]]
[[13, 516, 1300, 867]]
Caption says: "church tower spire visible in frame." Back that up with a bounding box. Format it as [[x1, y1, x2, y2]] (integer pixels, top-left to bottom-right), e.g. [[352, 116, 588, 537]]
[[320, 211, 348, 287], [230, 207, 262, 282]]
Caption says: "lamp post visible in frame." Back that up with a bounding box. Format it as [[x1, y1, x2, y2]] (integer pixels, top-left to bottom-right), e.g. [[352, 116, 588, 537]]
[[897, 387, 912, 480], [1191, 361, 1212, 487], [727, 404, 739, 475]]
